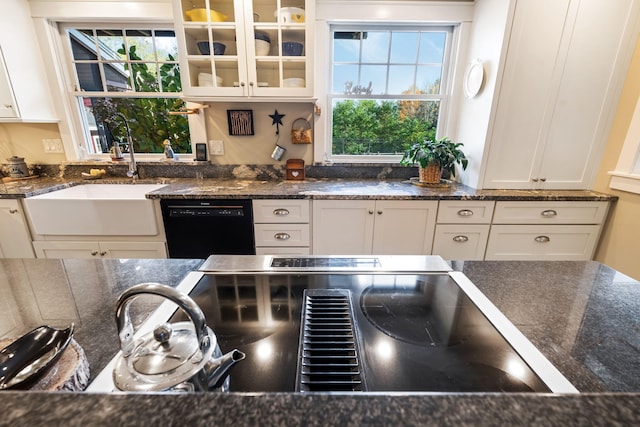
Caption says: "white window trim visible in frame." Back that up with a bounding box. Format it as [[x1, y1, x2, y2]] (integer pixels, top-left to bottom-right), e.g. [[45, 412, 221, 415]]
[[608, 96, 640, 194], [29, 2, 205, 161], [313, 0, 473, 165]]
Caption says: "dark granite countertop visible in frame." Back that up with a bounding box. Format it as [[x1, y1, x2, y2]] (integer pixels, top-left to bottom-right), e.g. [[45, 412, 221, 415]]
[[0, 258, 638, 425], [0, 176, 616, 201]]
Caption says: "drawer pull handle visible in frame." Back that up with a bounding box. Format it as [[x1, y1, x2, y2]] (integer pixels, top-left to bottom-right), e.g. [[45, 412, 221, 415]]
[[457, 209, 474, 217], [273, 209, 290, 216], [534, 235, 550, 243], [8, 209, 18, 214], [274, 233, 291, 241], [541, 210, 557, 217], [452, 235, 469, 243]]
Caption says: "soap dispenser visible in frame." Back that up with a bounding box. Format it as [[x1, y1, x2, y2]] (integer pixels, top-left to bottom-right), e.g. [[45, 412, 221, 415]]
[[163, 139, 175, 159]]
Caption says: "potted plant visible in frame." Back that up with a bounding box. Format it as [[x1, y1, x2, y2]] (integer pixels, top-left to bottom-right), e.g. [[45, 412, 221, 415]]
[[400, 137, 468, 184]]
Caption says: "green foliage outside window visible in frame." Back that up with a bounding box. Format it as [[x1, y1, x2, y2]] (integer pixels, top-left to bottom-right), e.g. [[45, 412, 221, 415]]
[[91, 45, 190, 153], [332, 87, 440, 156]]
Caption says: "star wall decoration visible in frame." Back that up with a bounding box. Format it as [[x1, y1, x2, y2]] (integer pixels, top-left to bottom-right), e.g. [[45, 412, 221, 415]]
[[269, 110, 285, 134]]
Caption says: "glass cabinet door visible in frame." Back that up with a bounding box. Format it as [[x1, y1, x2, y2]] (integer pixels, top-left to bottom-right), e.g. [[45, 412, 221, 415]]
[[174, 0, 313, 98]]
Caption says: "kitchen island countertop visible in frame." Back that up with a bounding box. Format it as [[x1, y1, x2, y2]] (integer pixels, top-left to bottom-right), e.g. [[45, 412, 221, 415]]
[[0, 176, 616, 201], [0, 257, 637, 426]]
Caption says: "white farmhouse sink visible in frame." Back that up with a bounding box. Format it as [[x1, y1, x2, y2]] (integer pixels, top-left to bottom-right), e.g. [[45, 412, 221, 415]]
[[24, 184, 166, 236]]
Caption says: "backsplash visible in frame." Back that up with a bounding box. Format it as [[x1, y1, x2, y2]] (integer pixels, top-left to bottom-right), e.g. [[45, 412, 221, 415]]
[[13, 162, 418, 181]]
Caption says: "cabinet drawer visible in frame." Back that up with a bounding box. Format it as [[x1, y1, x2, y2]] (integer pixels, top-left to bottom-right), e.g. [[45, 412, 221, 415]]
[[493, 201, 609, 224], [254, 224, 310, 247], [255, 247, 310, 255], [437, 201, 495, 223], [253, 200, 310, 223], [485, 225, 601, 260], [432, 225, 490, 260]]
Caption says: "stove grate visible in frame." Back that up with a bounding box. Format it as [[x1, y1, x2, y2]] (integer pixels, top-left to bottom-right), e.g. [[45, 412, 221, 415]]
[[296, 289, 365, 392]]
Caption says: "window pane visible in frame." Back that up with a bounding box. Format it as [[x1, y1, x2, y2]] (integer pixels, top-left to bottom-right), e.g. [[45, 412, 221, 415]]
[[390, 32, 418, 63], [388, 65, 416, 94], [360, 65, 387, 94], [419, 32, 446, 64], [131, 63, 160, 92], [69, 29, 97, 60], [332, 99, 439, 155], [333, 64, 359, 93], [361, 31, 389, 63], [104, 63, 131, 92], [96, 29, 127, 60], [125, 29, 155, 61], [75, 63, 103, 91], [416, 66, 442, 94], [334, 35, 361, 62], [155, 30, 179, 61], [80, 97, 191, 154]]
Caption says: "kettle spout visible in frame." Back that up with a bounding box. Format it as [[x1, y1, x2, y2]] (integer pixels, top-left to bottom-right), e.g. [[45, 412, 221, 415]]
[[205, 349, 245, 390]]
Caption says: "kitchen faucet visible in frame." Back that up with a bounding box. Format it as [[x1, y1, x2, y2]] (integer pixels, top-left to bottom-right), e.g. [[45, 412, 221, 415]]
[[107, 113, 138, 178]]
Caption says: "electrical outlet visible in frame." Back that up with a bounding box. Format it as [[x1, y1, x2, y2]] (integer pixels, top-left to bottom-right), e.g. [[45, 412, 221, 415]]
[[209, 140, 224, 155], [42, 138, 64, 153]]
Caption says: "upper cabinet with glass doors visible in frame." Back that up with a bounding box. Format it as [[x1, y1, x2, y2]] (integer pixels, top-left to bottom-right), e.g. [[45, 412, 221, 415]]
[[173, 0, 313, 99]]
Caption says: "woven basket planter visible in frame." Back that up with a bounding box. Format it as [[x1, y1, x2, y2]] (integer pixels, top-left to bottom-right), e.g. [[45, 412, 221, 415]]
[[419, 164, 442, 184]]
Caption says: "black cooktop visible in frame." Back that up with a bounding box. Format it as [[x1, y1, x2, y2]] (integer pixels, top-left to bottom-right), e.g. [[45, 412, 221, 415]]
[[171, 273, 551, 393]]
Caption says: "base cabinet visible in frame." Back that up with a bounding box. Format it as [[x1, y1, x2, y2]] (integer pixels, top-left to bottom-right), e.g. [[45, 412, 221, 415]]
[[432, 201, 495, 260], [0, 200, 35, 258], [485, 201, 609, 260], [33, 241, 167, 259], [312, 200, 437, 255], [253, 200, 311, 255]]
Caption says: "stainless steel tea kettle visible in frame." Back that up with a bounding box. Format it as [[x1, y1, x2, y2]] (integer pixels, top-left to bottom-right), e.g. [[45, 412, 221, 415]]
[[112, 283, 245, 392]]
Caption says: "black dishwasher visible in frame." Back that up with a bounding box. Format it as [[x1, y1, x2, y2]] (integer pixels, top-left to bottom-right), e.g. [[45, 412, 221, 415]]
[[160, 199, 255, 258]]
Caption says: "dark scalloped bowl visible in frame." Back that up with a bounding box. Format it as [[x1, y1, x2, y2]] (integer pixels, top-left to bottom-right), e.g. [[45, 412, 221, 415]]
[[0, 324, 74, 390]]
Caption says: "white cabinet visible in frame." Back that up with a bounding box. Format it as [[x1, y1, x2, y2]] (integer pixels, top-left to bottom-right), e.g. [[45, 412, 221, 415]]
[[433, 201, 494, 260], [173, 0, 314, 99], [485, 201, 609, 260], [481, 0, 640, 189], [312, 200, 438, 255], [0, 199, 35, 258], [32, 241, 167, 259], [253, 199, 310, 255], [0, 0, 57, 122]]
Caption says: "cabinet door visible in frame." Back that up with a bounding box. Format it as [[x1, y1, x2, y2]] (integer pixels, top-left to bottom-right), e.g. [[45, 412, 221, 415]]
[[312, 200, 375, 254], [0, 200, 34, 258], [482, 0, 570, 189], [32, 241, 101, 259], [0, 47, 18, 118], [371, 201, 437, 255], [100, 242, 167, 259]]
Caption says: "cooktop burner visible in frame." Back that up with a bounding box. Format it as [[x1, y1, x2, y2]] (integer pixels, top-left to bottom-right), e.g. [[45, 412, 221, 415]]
[[170, 272, 566, 393]]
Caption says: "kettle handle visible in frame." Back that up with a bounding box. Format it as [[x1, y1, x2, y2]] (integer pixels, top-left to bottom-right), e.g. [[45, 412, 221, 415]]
[[115, 283, 210, 357]]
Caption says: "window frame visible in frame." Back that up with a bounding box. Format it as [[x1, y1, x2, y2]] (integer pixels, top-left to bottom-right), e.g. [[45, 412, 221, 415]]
[[57, 22, 194, 160], [608, 96, 640, 194], [323, 22, 457, 164]]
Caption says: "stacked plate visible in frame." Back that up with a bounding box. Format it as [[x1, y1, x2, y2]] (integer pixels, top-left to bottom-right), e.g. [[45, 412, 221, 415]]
[[198, 73, 223, 87], [283, 78, 305, 88]]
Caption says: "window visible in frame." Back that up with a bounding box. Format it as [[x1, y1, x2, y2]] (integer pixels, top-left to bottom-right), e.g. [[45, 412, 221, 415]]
[[327, 25, 454, 162], [61, 25, 190, 156], [609, 96, 640, 194]]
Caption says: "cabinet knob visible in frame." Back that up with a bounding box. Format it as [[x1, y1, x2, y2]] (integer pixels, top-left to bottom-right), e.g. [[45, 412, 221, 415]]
[[100, 251, 107, 256], [273, 208, 290, 216], [8, 209, 18, 214], [90, 251, 98, 256], [3, 104, 12, 109], [540, 177, 547, 182], [534, 235, 551, 243], [377, 210, 382, 215], [457, 209, 474, 217], [452, 235, 469, 243], [532, 178, 539, 182], [541, 210, 557, 217], [274, 233, 291, 241], [368, 210, 374, 215]]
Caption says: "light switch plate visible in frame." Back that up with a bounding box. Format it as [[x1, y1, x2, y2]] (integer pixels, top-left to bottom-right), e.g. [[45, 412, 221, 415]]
[[42, 138, 64, 153], [209, 140, 224, 155]]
